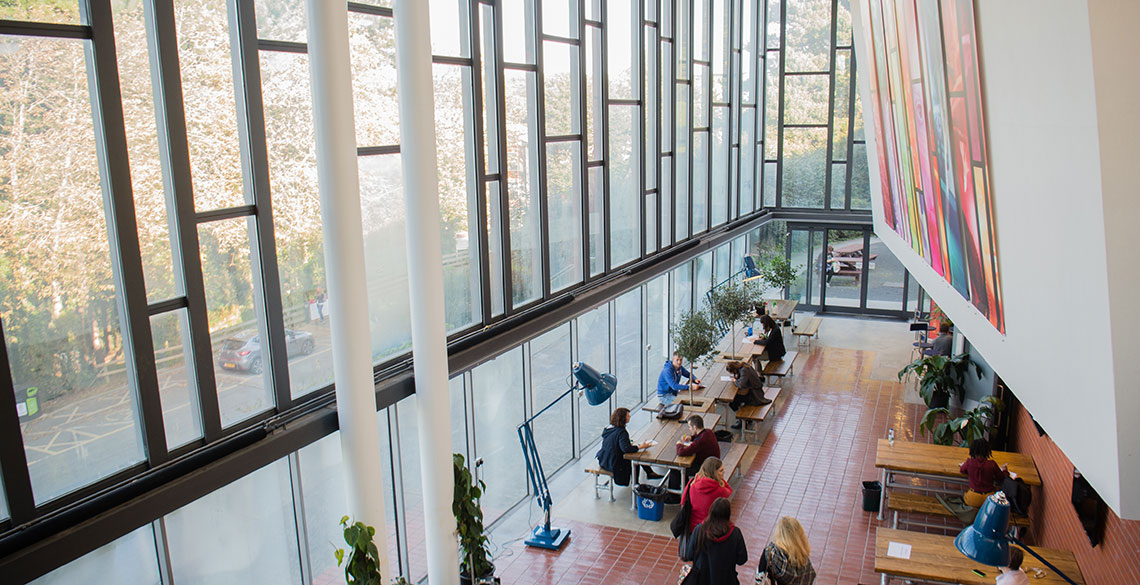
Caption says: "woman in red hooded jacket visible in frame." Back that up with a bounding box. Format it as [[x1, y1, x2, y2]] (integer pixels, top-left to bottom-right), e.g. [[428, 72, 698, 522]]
[[684, 457, 733, 533]]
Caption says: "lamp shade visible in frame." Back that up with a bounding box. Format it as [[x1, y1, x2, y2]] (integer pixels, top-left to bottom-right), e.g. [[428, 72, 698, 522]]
[[742, 256, 763, 281], [573, 362, 617, 406], [955, 492, 1012, 567]]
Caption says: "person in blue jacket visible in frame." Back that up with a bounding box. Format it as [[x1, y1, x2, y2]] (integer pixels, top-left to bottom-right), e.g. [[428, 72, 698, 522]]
[[656, 352, 703, 406]]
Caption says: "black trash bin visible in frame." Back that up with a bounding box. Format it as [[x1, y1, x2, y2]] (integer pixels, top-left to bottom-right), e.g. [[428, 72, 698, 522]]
[[633, 484, 668, 521], [862, 480, 882, 512]]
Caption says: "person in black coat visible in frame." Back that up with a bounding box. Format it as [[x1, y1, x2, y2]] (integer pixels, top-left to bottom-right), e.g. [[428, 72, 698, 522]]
[[682, 497, 748, 585], [596, 408, 653, 486], [756, 314, 786, 363]]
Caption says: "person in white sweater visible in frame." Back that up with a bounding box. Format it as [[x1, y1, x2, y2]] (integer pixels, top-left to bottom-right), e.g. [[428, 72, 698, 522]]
[[995, 548, 1029, 585]]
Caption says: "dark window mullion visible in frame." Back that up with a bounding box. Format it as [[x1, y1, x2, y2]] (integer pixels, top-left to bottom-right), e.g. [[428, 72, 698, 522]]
[[0, 321, 35, 523], [533, 0, 553, 298], [466, 0, 493, 325], [822, 0, 839, 209], [578, 0, 592, 284], [84, 0, 170, 464], [774, 0, 786, 208], [145, 0, 223, 439], [845, 45, 858, 210]]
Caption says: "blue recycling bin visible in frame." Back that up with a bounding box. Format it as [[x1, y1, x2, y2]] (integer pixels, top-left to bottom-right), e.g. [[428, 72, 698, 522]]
[[633, 484, 667, 521]]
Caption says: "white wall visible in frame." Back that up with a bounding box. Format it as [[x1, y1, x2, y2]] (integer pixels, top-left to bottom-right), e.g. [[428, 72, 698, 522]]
[[851, 0, 1140, 518]]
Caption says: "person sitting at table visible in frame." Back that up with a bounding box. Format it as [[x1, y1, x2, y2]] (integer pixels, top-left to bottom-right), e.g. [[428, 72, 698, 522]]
[[824, 245, 839, 285], [996, 548, 1029, 585], [756, 516, 817, 585], [926, 321, 953, 357], [959, 438, 1009, 507], [596, 407, 662, 486], [682, 498, 748, 585], [657, 352, 703, 406], [756, 314, 786, 363], [669, 414, 720, 491], [724, 361, 771, 429], [683, 457, 733, 534]]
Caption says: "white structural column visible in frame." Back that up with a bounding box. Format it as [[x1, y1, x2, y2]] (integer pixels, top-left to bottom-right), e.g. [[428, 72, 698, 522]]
[[305, 0, 390, 578], [393, 0, 462, 583]]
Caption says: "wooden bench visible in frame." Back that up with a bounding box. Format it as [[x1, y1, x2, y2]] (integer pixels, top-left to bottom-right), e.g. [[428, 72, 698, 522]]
[[641, 398, 714, 415], [584, 467, 616, 501], [888, 492, 1030, 530], [733, 387, 781, 442], [719, 442, 751, 482], [762, 351, 798, 382], [792, 317, 822, 346]]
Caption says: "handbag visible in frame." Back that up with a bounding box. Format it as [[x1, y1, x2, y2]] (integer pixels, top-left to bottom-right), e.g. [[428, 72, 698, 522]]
[[669, 480, 693, 538], [754, 569, 771, 585]]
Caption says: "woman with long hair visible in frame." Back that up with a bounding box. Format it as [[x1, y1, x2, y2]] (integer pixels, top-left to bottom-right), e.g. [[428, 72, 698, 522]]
[[683, 498, 747, 585], [757, 517, 816, 585], [756, 314, 786, 363], [683, 457, 733, 534], [723, 361, 772, 427]]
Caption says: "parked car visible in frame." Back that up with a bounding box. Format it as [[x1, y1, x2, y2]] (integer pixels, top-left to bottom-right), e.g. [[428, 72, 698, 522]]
[[215, 329, 316, 374]]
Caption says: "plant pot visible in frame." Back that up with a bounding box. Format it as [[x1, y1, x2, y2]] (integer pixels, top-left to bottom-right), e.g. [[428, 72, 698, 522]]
[[459, 563, 499, 585], [928, 391, 950, 409]]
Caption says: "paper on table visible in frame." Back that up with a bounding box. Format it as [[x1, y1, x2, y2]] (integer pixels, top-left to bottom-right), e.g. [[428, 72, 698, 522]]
[[720, 376, 733, 382], [886, 542, 912, 560], [645, 440, 658, 447]]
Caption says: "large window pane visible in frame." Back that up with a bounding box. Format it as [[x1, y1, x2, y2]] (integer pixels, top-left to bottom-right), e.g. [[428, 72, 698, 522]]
[[502, 0, 535, 64], [710, 107, 729, 227], [350, 13, 400, 147], [851, 142, 871, 209], [114, 0, 175, 302], [672, 262, 693, 327], [784, 74, 830, 124], [646, 277, 669, 393], [763, 54, 779, 159], [434, 64, 482, 332], [660, 155, 673, 247], [200, 218, 273, 426], [528, 326, 573, 484], [588, 166, 604, 276], [486, 180, 506, 316], [788, 229, 811, 304], [675, 88, 691, 240], [692, 130, 709, 233], [825, 229, 861, 308], [0, 35, 146, 503], [741, 108, 757, 210], [832, 50, 852, 161], [609, 105, 641, 266], [781, 127, 827, 208], [177, 0, 245, 210], [504, 70, 543, 306], [644, 28, 658, 190], [693, 63, 709, 129], [255, 0, 306, 43], [830, 162, 848, 209], [151, 310, 202, 449], [586, 26, 604, 160], [544, 41, 581, 137], [607, 0, 637, 99], [763, 160, 777, 207], [298, 426, 398, 585], [543, 0, 579, 38], [166, 459, 302, 585], [260, 51, 333, 398], [472, 348, 527, 524], [547, 141, 585, 291], [0, 1, 79, 24], [430, 0, 470, 58], [614, 288, 644, 410], [577, 305, 611, 454], [359, 155, 413, 362], [29, 525, 159, 585], [784, 0, 831, 72], [867, 234, 905, 310], [480, 4, 501, 175]]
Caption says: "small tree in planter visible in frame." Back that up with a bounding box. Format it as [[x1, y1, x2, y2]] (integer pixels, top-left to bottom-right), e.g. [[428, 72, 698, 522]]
[[920, 396, 1004, 446], [707, 280, 759, 360], [454, 453, 498, 585], [897, 353, 981, 409], [334, 517, 411, 585], [670, 309, 721, 407]]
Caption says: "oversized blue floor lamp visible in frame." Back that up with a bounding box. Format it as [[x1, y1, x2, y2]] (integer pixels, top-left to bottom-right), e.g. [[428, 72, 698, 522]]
[[955, 492, 1079, 585], [518, 362, 616, 550]]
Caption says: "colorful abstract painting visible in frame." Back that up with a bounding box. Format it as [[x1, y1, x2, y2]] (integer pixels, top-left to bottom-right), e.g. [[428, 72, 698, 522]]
[[860, 0, 1004, 333]]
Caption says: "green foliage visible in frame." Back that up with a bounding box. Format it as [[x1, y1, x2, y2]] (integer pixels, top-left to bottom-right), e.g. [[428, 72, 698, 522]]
[[707, 280, 757, 333], [898, 353, 982, 407], [453, 453, 493, 579], [920, 396, 1004, 447], [335, 517, 383, 585], [670, 309, 721, 371], [758, 254, 799, 293]]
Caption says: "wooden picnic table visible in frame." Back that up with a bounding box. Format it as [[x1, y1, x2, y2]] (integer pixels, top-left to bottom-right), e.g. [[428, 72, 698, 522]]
[[695, 362, 747, 429], [766, 299, 798, 322], [625, 410, 723, 507], [875, 528, 1084, 585], [874, 439, 1041, 520]]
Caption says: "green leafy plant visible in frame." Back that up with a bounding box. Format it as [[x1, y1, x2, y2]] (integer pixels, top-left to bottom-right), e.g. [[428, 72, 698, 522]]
[[453, 453, 493, 580], [335, 517, 383, 585], [758, 254, 799, 293], [920, 396, 1005, 446], [897, 353, 981, 407], [671, 309, 721, 406], [707, 280, 758, 359]]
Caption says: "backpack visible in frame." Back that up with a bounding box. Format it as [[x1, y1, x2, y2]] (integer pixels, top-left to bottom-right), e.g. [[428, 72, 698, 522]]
[[658, 403, 684, 420], [1001, 475, 1032, 516]]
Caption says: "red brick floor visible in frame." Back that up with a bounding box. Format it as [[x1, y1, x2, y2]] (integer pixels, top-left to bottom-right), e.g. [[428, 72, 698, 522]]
[[494, 345, 932, 584]]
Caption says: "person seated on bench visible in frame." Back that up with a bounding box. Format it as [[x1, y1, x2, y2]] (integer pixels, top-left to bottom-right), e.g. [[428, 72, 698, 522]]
[[668, 415, 720, 491], [960, 438, 1008, 508], [657, 351, 703, 406], [925, 321, 953, 357], [724, 361, 772, 429], [755, 315, 786, 364], [996, 548, 1029, 585], [596, 407, 663, 485]]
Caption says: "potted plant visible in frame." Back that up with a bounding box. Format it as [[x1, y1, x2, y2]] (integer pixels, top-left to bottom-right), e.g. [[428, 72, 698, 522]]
[[920, 396, 1004, 446], [670, 308, 721, 407], [454, 453, 498, 585], [897, 353, 982, 409], [707, 279, 758, 360], [334, 516, 411, 585]]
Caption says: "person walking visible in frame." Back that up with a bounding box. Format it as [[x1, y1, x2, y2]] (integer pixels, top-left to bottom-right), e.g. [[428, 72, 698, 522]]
[[756, 517, 816, 585], [682, 498, 748, 585]]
